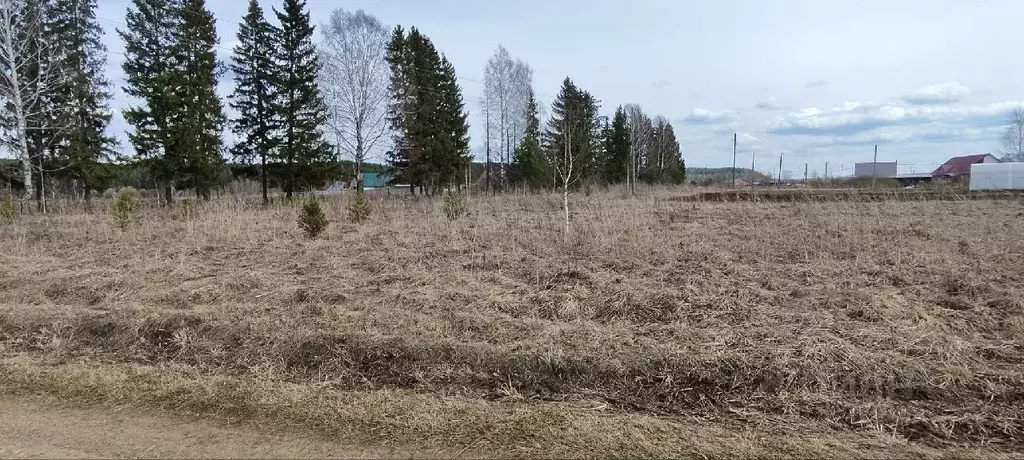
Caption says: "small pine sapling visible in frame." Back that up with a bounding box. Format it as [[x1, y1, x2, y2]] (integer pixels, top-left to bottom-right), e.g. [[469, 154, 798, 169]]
[[109, 187, 142, 232], [298, 195, 329, 238], [347, 191, 372, 224]]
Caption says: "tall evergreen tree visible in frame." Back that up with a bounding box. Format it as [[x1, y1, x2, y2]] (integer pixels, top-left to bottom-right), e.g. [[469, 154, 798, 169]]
[[645, 117, 683, 184], [510, 89, 546, 190], [169, 0, 224, 199], [48, 0, 116, 201], [601, 106, 629, 185], [543, 77, 599, 190], [384, 25, 411, 187], [229, 0, 277, 204], [273, 0, 332, 198], [401, 27, 437, 192], [118, 0, 182, 203], [384, 26, 470, 194], [431, 54, 470, 190]]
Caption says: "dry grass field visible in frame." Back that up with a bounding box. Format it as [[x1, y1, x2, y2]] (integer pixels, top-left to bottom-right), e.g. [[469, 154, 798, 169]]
[[1, 188, 1023, 457]]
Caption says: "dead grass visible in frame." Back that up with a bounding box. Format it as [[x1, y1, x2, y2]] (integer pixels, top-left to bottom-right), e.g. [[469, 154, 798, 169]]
[[1, 186, 1023, 456]]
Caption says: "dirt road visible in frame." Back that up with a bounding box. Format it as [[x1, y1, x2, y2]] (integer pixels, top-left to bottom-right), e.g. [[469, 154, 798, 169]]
[[0, 396, 427, 459]]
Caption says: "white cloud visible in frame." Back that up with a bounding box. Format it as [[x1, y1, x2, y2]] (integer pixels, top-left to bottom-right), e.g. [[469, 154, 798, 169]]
[[765, 100, 1024, 136], [682, 108, 738, 124], [738, 132, 759, 143], [755, 97, 787, 110], [903, 82, 971, 105], [803, 80, 829, 89], [809, 124, 1001, 147]]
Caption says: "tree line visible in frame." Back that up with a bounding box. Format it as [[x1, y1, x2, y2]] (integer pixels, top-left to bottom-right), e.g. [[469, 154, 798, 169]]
[[0, 0, 686, 209]]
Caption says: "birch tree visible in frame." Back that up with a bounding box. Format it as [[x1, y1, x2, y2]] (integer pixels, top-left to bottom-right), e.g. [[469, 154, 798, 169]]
[[482, 45, 532, 192], [1000, 107, 1024, 162], [319, 8, 389, 192], [0, 0, 65, 201], [544, 77, 599, 236], [623, 104, 652, 193]]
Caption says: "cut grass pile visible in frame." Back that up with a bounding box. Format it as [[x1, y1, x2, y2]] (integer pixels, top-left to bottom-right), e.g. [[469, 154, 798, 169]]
[[1, 188, 1022, 456]]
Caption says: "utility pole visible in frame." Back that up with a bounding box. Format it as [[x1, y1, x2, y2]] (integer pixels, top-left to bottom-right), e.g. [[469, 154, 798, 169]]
[[804, 163, 808, 182], [750, 151, 755, 185], [778, 153, 783, 187], [872, 144, 878, 189], [825, 162, 829, 181], [732, 133, 737, 188]]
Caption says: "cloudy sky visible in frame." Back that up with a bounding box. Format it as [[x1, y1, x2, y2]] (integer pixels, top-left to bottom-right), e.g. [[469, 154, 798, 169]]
[[95, 0, 1023, 176]]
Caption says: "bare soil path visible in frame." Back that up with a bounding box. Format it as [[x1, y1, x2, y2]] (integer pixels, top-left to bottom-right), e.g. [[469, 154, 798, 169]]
[[0, 396, 429, 459]]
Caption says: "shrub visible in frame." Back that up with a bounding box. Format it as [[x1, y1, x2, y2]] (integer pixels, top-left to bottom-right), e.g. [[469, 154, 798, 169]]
[[347, 191, 372, 224], [441, 189, 467, 221], [109, 187, 142, 232], [0, 192, 16, 221], [298, 196, 329, 238]]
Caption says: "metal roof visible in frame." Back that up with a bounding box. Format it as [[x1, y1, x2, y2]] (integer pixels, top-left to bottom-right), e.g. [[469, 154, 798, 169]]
[[363, 172, 391, 188], [932, 154, 997, 176]]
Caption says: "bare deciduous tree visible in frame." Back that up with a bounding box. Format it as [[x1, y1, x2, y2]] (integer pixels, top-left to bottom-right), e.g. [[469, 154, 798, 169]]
[[482, 45, 532, 192], [0, 0, 65, 201], [319, 8, 390, 191], [623, 104, 652, 193], [1000, 107, 1024, 162]]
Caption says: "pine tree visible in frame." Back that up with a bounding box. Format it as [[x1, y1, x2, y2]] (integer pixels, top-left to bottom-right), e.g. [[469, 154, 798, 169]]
[[273, 0, 332, 198], [602, 106, 630, 185], [118, 0, 182, 204], [48, 0, 116, 201], [229, 0, 277, 204], [169, 0, 224, 199]]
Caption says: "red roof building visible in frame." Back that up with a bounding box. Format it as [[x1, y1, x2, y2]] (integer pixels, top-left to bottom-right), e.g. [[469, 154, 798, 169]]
[[932, 154, 1000, 178]]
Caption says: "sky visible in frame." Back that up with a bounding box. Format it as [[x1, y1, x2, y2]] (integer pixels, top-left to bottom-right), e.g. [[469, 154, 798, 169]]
[[94, 0, 1024, 177]]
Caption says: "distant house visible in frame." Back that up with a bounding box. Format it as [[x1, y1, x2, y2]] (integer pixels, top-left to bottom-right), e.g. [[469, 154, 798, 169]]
[[362, 172, 391, 189], [932, 154, 1000, 182]]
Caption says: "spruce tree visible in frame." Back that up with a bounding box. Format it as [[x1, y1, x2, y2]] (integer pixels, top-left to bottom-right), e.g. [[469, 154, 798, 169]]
[[543, 77, 600, 190], [384, 25, 411, 189], [229, 0, 278, 204], [118, 0, 182, 204], [169, 0, 224, 199], [602, 106, 630, 185], [511, 91, 546, 191], [656, 122, 685, 184], [48, 0, 116, 201], [384, 26, 470, 194], [402, 27, 437, 193], [433, 55, 470, 191], [273, 0, 332, 198]]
